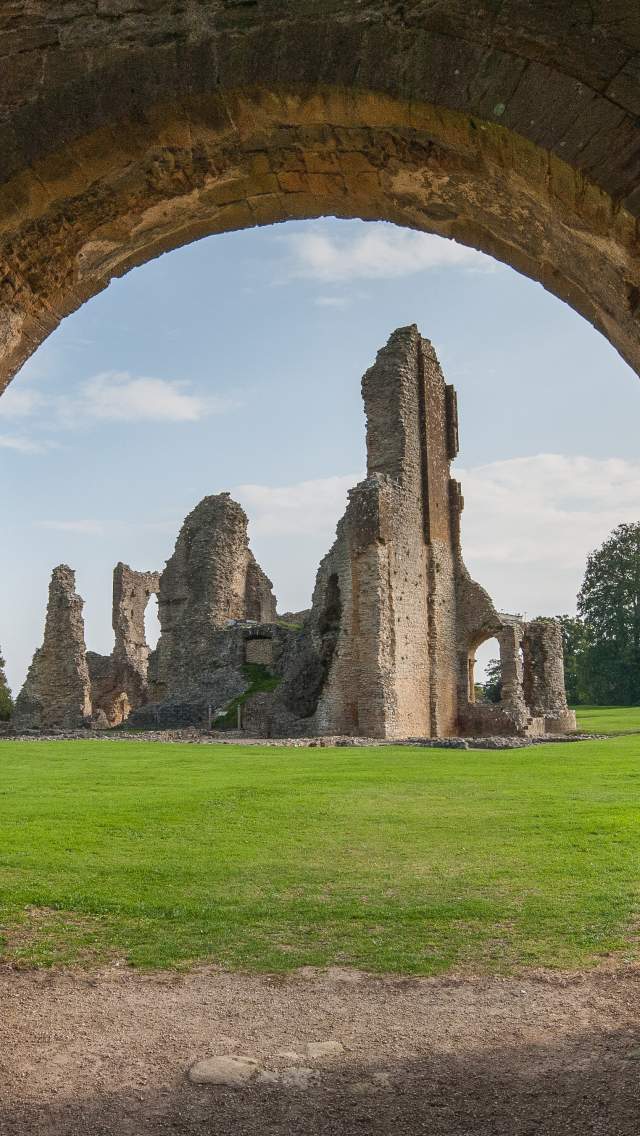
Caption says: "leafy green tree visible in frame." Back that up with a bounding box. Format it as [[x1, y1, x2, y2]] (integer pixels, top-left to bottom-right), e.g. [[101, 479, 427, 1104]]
[[0, 647, 12, 721], [553, 614, 590, 705], [577, 522, 640, 705], [482, 657, 502, 703]]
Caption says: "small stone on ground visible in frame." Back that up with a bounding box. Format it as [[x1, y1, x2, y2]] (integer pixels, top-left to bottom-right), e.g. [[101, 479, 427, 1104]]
[[188, 1055, 259, 1086]]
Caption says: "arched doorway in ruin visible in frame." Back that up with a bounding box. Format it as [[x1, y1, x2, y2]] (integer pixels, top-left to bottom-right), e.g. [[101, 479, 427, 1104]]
[[0, 4, 639, 402]]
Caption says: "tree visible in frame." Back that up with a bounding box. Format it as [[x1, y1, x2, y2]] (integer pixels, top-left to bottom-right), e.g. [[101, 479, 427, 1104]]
[[577, 522, 640, 705], [553, 614, 590, 705], [482, 657, 502, 703], [0, 647, 12, 721]]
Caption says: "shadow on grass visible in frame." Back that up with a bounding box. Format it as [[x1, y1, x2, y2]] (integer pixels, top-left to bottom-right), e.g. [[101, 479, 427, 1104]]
[[1, 1029, 637, 1135]]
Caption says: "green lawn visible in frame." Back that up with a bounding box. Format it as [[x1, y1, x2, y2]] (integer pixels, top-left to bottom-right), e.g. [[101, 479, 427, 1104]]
[[575, 705, 640, 734], [0, 737, 639, 974]]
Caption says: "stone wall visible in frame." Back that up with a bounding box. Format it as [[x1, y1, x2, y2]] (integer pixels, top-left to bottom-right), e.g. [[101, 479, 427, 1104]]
[[277, 326, 472, 738], [14, 566, 92, 730]]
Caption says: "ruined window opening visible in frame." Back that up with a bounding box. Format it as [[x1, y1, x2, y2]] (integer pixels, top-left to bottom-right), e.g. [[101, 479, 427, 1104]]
[[470, 637, 501, 704], [143, 594, 161, 651]]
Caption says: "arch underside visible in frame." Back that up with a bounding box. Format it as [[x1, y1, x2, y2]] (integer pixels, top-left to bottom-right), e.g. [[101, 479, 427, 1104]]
[[0, 3, 639, 387]]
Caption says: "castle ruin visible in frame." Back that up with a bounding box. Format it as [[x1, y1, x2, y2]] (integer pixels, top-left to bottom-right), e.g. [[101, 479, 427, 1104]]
[[14, 326, 575, 740]]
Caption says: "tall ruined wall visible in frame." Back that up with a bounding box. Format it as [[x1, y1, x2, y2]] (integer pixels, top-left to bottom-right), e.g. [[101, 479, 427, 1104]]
[[112, 563, 161, 676], [273, 323, 575, 741], [14, 566, 91, 730], [152, 493, 276, 703], [289, 325, 460, 739], [89, 563, 161, 726]]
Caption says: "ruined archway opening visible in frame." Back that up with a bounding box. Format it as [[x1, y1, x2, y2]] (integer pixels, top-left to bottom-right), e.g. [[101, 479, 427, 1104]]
[[468, 637, 501, 705]]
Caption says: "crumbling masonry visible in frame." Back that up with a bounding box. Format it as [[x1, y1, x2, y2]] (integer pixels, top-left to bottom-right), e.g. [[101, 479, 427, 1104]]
[[14, 566, 92, 730], [15, 326, 575, 739]]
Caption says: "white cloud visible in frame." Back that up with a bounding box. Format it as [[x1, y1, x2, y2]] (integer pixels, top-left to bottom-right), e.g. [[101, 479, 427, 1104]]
[[235, 455, 640, 619], [285, 223, 493, 282], [235, 474, 361, 537], [456, 453, 640, 616], [74, 372, 234, 423], [0, 434, 49, 454], [2, 371, 239, 435], [0, 386, 43, 419], [38, 519, 104, 536]]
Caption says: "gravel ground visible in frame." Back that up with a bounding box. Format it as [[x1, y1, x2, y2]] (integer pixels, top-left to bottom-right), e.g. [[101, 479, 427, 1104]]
[[1, 964, 639, 1134]]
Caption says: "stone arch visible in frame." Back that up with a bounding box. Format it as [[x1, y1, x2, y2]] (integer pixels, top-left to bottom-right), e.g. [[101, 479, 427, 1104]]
[[0, 5, 639, 394]]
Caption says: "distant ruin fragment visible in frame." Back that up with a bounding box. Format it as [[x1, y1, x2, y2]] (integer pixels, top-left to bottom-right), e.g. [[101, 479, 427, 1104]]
[[14, 326, 575, 740], [13, 566, 92, 730]]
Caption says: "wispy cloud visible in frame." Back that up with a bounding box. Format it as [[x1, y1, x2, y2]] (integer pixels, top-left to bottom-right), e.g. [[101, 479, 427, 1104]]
[[235, 474, 361, 537], [283, 223, 493, 283], [38, 519, 104, 536], [314, 294, 352, 308], [237, 455, 640, 617], [0, 386, 43, 419], [0, 434, 50, 454], [456, 453, 640, 614], [0, 371, 242, 435], [70, 372, 237, 424]]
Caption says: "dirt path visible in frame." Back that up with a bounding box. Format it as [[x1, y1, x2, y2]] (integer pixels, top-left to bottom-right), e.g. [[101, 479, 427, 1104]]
[[1, 964, 639, 1134]]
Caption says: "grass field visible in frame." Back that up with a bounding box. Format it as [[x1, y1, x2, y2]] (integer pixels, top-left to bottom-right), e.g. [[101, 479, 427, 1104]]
[[574, 705, 640, 734], [0, 735, 639, 974]]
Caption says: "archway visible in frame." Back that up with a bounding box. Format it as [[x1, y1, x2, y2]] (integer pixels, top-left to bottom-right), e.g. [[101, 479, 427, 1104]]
[[467, 635, 501, 705], [0, 5, 639, 396]]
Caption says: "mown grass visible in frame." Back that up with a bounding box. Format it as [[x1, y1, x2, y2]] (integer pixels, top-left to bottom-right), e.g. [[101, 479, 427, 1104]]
[[0, 736, 639, 973], [575, 705, 640, 735]]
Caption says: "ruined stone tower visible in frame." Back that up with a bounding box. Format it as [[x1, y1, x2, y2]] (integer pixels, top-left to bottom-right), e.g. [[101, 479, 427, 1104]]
[[300, 325, 462, 737], [257, 325, 575, 739], [13, 566, 92, 730]]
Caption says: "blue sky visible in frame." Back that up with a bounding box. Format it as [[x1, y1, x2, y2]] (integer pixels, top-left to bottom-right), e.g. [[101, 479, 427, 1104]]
[[2, 218, 640, 692]]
